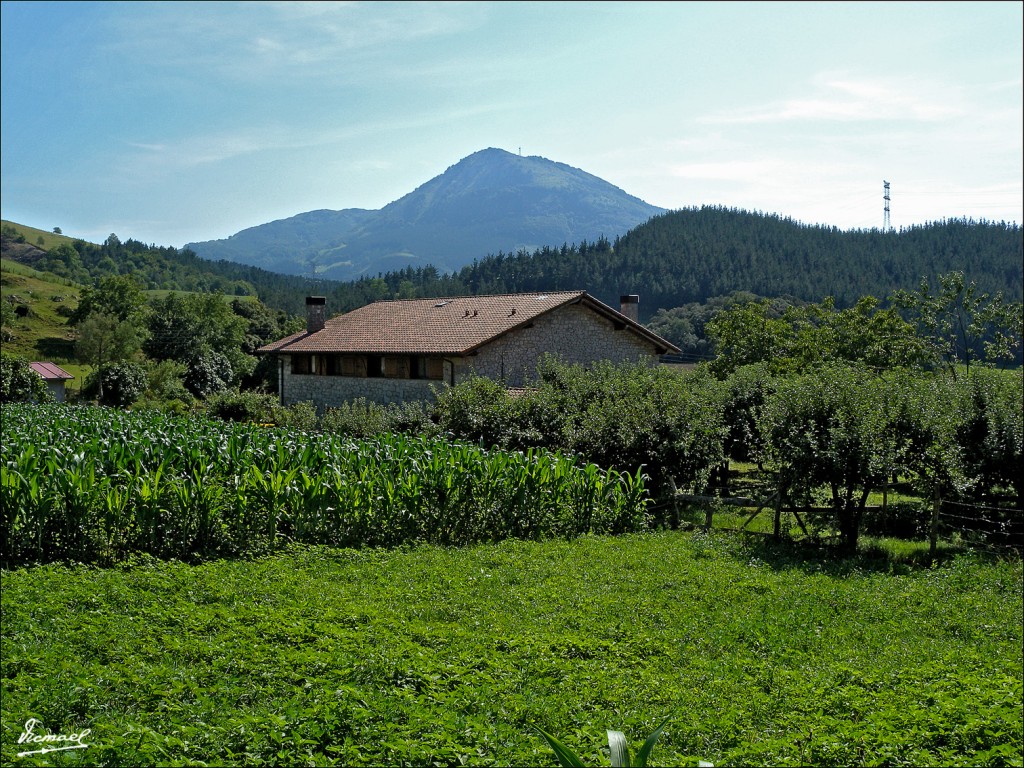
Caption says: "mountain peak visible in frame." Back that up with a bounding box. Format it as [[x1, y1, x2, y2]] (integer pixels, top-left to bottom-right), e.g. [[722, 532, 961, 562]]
[[187, 149, 664, 280]]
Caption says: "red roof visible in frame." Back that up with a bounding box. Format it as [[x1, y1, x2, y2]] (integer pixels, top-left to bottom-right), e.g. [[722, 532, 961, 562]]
[[259, 291, 679, 355], [29, 362, 74, 381]]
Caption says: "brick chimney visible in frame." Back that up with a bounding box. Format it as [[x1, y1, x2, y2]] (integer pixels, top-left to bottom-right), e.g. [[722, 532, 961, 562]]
[[306, 296, 326, 333], [619, 294, 639, 323]]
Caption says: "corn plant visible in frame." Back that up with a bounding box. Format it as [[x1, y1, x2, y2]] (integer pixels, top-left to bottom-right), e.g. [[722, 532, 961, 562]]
[[534, 718, 678, 767], [1, 403, 650, 565]]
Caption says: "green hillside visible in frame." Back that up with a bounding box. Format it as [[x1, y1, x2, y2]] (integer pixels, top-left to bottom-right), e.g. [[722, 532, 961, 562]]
[[0, 220, 80, 253], [1, 220, 327, 317], [0, 257, 83, 362]]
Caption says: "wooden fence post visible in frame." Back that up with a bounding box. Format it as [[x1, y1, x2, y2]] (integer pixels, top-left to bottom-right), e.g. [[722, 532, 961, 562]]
[[929, 483, 941, 562]]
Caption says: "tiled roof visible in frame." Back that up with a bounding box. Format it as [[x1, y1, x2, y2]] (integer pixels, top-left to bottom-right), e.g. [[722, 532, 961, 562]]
[[259, 291, 679, 355], [29, 362, 74, 380]]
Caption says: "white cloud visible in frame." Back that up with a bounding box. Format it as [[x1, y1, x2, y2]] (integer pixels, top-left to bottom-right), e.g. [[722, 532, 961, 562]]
[[702, 73, 963, 125], [106, 1, 488, 83]]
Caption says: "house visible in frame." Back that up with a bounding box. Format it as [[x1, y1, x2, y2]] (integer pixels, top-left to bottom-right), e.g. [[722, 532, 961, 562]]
[[259, 291, 679, 409], [29, 362, 74, 403]]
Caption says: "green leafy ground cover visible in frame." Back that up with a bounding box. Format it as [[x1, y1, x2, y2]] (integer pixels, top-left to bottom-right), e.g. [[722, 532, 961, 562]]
[[2, 533, 1021, 766]]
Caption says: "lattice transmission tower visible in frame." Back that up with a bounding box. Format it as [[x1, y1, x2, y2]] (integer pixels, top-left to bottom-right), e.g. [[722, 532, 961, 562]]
[[883, 180, 891, 232]]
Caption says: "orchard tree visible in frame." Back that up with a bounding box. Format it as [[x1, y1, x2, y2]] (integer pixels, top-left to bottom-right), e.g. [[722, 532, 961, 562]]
[[787, 297, 931, 371], [705, 299, 795, 376], [758, 364, 919, 554], [892, 271, 1023, 375]]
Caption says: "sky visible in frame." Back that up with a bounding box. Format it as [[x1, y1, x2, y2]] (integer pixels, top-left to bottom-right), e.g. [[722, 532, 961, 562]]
[[1, 1, 1022, 248]]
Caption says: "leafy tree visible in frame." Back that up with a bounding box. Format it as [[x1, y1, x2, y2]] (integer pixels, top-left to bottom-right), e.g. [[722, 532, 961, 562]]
[[184, 351, 233, 398], [758, 364, 918, 554], [38, 242, 89, 282], [146, 293, 253, 385], [69, 274, 148, 325], [52, 227, 62, 235], [892, 271, 1024, 375], [90, 362, 147, 406], [0, 352, 53, 403], [75, 312, 147, 401]]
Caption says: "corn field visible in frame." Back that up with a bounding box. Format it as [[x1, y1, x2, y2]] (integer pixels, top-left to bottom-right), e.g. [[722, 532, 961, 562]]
[[0, 404, 649, 565]]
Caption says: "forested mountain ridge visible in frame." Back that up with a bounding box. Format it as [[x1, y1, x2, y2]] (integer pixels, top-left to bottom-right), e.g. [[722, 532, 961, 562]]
[[319, 207, 1023, 321], [184, 148, 665, 280], [6, 207, 1021, 330]]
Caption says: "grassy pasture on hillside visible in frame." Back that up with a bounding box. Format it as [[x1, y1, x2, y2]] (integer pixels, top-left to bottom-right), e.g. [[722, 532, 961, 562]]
[[1, 535, 1021, 766], [0, 258, 82, 361], [1, 221, 81, 254]]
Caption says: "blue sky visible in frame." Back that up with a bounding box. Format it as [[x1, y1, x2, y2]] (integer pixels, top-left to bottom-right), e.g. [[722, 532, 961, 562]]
[[2, 1, 1021, 248]]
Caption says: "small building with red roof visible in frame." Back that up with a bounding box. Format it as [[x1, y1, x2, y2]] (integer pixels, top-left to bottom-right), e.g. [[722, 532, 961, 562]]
[[29, 362, 74, 403]]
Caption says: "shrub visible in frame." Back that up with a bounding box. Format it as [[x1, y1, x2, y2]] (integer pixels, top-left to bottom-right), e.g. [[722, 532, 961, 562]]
[[90, 362, 147, 406], [275, 400, 317, 431], [207, 390, 279, 423], [146, 359, 191, 403], [432, 376, 539, 448], [185, 351, 233, 398], [0, 352, 53, 403], [434, 357, 728, 500], [320, 398, 438, 438]]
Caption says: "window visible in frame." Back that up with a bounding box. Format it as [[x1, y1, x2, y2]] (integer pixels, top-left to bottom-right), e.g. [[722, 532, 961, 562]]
[[291, 355, 311, 374], [411, 356, 443, 380], [383, 356, 409, 379], [340, 356, 366, 377], [366, 355, 383, 378]]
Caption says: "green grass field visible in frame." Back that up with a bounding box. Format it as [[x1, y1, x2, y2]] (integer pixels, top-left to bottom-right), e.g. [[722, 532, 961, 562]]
[[2, 533, 1020, 766], [1, 221, 84, 253], [1, 258, 82, 362]]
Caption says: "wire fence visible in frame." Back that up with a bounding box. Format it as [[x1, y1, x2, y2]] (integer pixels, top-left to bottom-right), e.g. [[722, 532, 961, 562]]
[[936, 497, 1023, 555], [655, 484, 1023, 557]]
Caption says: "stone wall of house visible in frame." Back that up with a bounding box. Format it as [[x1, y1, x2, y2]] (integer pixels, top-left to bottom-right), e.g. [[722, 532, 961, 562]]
[[459, 302, 659, 387], [280, 365, 440, 410]]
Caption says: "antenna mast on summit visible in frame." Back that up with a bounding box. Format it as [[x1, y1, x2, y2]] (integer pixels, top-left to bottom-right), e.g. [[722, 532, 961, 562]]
[[883, 180, 891, 232]]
